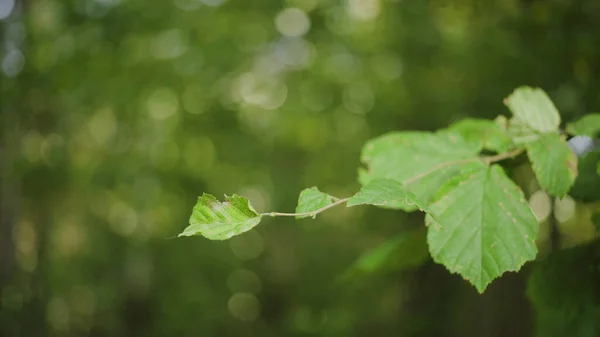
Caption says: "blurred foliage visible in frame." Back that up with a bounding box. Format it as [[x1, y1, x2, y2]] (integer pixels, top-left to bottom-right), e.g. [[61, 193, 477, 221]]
[[570, 150, 600, 202], [1, 0, 600, 336], [527, 239, 600, 337]]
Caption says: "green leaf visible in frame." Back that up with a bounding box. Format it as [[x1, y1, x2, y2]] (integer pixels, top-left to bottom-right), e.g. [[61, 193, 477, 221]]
[[569, 151, 600, 202], [448, 118, 513, 153], [494, 115, 509, 129], [525, 134, 578, 197], [566, 113, 600, 138], [504, 86, 560, 133], [507, 116, 541, 145], [359, 131, 481, 211], [347, 179, 428, 211], [179, 193, 262, 240], [295, 187, 335, 219], [426, 163, 538, 293], [347, 227, 429, 275]]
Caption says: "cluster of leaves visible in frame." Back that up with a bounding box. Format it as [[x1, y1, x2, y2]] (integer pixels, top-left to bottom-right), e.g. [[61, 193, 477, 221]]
[[179, 86, 600, 293]]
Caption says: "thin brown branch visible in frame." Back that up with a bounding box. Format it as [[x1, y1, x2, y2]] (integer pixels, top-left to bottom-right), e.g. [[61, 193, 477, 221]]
[[264, 197, 350, 218], [483, 148, 524, 165]]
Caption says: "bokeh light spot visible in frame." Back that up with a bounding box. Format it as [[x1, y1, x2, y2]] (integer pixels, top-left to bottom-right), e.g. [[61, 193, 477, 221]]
[[201, 0, 227, 7], [228, 293, 260, 321], [323, 51, 361, 83], [88, 108, 116, 146], [229, 230, 264, 260], [47, 297, 70, 332], [173, 0, 202, 11], [275, 8, 311, 37], [342, 82, 374, 114], [285, 0, 318, 12], [147, 88, 179, 120], [2, 49, 25, 77], [236, 73, 288, 110], [235, 186, 271, 213], [371, 53, 403, 81], [274, 38, 314, 69], [54, 221, 86, 257], [347, 0, 380, 21], [109, 202, 138, 236], [554, 195, 576, 223], [21, 131, 43, 163], [528, 190, 551, 222], [14, 220, 38, 272], [152, 29, 188, 60]]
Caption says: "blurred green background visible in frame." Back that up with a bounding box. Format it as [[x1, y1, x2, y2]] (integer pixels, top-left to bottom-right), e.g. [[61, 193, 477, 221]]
[[2, 0, 600, 336]]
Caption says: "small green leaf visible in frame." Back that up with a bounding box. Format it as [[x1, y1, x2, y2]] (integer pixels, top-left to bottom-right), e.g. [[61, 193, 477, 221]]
[[494, 115, 509, 129], [347, 179, 428, 211], [179, 193, 262, 240], [525, 134, 578, 197], [359, 131, 480, 211], [449, 118, 514, 153], [566, 113, 600, 138], [295, 187, 335, 219], [347, 227, 429, 275], [504, 86, 560, 133], [426, 163, 538, 293]]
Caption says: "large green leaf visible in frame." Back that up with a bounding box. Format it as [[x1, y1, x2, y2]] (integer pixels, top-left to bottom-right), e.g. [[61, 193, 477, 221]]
[[358, 131, 481, 211], [347, 179, 428, 211], [525, 134, 578, 197], [507, 116, 541, 145], [295, 187, 336, 219], [504, 86, 560, 133], [426, 163, 538, 293], [448, 118, 513, 153], [179, 194, 262, 240], [567, 113, 600, 138]]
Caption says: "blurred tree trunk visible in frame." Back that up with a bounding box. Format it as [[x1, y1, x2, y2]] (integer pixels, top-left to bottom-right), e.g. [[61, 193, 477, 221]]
[[0, 11, 21, 334], [0, 88, 19, 334]]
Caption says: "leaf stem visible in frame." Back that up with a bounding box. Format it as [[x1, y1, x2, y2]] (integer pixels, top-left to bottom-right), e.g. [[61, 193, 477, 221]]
[[263, 148, 524, 219], [483, 148, 524, 165], [264, 197, 350, 218]]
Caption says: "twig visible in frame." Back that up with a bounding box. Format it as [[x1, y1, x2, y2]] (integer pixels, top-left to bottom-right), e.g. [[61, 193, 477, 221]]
[[483, 148, 524, 165], [264, 197, 350, 218], [262, 147, 524, 219]]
